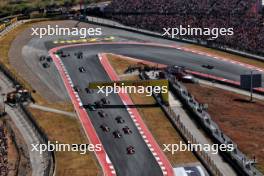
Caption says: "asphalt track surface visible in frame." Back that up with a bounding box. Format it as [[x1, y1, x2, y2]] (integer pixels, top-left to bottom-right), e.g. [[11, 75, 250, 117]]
[[50, 43, 260, 83], [51, 42, 261, 176], [60, 48, 164, 176]]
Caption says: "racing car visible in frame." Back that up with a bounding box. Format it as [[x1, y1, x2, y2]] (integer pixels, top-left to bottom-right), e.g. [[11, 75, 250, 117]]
[[100, 124, 110, 132], [123, 126, 132, 134], [202, 64, 214, 70], [101, 97, 110, 104], [115, 116, 125, 124], [79, 67, 86, 73], [126, 146, 135, 154], [98, 110, 107, 118], [113, 130, 122, 138]]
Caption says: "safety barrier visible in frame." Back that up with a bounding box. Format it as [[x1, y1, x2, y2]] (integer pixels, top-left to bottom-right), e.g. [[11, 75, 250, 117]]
[[140, 71, 223, 176], [164, 106, 223, 176], [0, 17, 17, 33], [18, 104, 55, 176], [167, 74, 263, 176], [140, 71, 263, 176]]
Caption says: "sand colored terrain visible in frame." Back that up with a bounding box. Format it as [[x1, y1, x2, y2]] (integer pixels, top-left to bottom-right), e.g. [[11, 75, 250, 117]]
[[183, 82, 264, 173], [29, 108, 100, 176]]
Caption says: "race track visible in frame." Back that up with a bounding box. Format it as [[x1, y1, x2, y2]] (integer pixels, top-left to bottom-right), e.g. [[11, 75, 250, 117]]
[[59, 51, 164, 176], [48, 42, 262, 176], [48, 43, 261, 82]]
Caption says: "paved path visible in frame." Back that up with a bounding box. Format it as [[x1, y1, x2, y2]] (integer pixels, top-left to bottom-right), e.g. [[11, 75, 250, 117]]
[[29, 103, 76, 118], [168, 92, 237, 176]]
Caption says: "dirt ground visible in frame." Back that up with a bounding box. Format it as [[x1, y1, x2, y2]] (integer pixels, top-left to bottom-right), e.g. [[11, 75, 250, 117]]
[[29, 108, 100, 176], [108, 54, 198, 165], [183, 82, 264, 173]]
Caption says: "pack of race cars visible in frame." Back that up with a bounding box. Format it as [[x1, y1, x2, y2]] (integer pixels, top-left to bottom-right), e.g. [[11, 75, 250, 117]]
[[76, 88, 135, 155], [95, 97, 135, 155], [66, 50, 136, 155]]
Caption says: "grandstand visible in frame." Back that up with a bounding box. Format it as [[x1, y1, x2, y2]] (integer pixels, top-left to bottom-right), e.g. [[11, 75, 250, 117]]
[[0, 123, 8, 176], [106, 0, 264, 56]]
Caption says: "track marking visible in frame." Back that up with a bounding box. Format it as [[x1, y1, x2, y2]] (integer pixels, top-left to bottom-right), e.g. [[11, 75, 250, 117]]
[[99, 53, 174, 176], [49, 50, 116, 176]]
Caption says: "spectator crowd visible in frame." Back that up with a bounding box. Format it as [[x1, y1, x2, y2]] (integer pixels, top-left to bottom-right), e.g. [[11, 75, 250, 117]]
[[0, 124, 8, 176], [106, 0, 264, 55]]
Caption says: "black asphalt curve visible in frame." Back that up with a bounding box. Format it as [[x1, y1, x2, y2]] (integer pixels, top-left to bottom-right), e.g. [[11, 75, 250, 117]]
[[56, 43, 254, 176], [50, 43, 258, 82]]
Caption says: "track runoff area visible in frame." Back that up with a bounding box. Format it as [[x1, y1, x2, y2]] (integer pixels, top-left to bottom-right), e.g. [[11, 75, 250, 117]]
[[47, 37, 264, 176]]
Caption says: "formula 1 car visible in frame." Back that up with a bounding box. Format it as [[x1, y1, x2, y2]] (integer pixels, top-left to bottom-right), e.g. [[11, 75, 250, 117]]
[[79, 67, 86, 73], [202, 64, 214, 70], [123, 126, 132, 134], [85, 104, 96, 111], [100, 124, 110, 132], [127, 146, 135, 154], [98, 110, 107, 118], [73, 85, 81, 92], [113, 130, 122, 138], [115, 116, 125, 124], [85, 87, 92, 94], [94, 101, 103, 108], [101, 97, 110, 104]]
